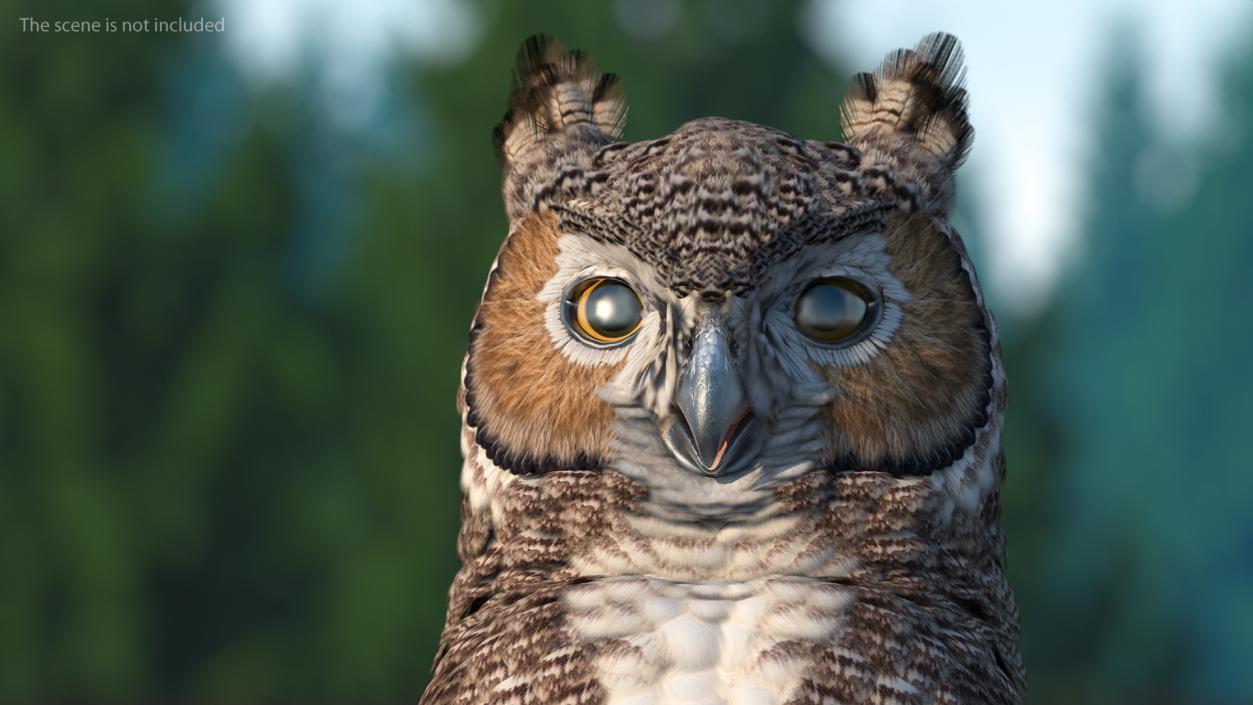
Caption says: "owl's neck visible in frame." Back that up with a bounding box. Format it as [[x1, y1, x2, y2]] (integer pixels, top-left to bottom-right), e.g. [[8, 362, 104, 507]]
[[450, 422, 1020, 705], [461, 440, 1005, 589]]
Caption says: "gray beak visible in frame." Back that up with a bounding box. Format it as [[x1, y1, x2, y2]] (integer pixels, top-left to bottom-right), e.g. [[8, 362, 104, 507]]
[[661, 310, 764, 476]]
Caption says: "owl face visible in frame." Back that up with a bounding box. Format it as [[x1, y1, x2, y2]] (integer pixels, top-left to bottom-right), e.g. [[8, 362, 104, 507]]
[[464, 36, 994, 494]]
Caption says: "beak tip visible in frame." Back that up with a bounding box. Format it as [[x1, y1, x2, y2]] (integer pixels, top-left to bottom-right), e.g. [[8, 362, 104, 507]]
[[664, 403, 759, 477]]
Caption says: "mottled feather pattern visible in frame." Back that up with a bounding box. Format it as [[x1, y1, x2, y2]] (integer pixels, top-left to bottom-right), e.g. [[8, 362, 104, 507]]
[[430, 402, 1020, 703], [424, 32, 1023, 705], [549, 121, 909, 298]]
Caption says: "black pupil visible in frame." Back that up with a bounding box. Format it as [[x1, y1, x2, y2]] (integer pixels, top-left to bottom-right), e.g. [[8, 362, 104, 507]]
[[796, 280, 871, 339], [585, 282, 641, 336]]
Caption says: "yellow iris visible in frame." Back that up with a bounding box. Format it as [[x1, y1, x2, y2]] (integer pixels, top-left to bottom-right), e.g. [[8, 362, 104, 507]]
[[569, 278, 643, 344]]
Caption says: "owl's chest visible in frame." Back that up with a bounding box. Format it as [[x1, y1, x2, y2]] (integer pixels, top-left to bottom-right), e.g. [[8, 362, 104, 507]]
[[563, 577, 850, 705]]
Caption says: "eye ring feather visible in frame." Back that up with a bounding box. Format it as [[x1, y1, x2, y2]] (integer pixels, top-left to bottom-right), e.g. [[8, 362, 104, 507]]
[[563, 277, 644, 346]]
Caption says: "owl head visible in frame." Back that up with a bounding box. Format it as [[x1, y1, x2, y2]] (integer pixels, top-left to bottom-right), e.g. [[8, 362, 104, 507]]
[[462, 34, 1000, 499]]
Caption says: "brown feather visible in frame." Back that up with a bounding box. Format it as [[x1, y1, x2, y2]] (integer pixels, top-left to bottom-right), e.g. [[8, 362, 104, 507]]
[[465, 212, 621, 474], [821, 212, 991, 472]]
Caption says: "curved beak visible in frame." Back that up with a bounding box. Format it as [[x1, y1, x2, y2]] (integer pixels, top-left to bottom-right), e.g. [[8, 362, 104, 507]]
[[661, 310, 764, 476]]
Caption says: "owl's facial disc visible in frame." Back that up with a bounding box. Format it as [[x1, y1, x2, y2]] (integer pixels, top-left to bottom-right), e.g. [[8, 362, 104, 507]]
[[660, 308, 766, 477]]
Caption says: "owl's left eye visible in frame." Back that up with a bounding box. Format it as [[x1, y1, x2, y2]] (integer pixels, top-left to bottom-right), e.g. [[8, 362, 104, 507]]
[[794, 276, 881, 345], [564, 278, 644, 346]]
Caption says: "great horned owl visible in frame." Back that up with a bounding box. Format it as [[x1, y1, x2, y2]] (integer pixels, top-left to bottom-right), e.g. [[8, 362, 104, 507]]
[[422, 33, 1023, 705]]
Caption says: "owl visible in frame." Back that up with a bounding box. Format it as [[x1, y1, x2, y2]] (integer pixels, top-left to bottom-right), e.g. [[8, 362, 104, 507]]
[[422, 33, 1023, 705]]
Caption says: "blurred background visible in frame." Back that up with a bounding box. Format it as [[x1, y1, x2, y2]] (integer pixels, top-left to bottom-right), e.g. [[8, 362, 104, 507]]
[[2, 0, 1252, 702]]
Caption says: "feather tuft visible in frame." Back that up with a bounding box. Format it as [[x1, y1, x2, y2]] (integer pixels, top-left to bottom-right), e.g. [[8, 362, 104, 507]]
[[840, 32, 973, 168], [492, 35, 628, 166]]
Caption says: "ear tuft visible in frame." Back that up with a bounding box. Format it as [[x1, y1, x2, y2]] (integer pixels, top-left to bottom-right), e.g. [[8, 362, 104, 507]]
[[840, 32, 972, 167], [493, 36, 627, 220], [492, 35, 627, 166], [839, 33, 973, 213]]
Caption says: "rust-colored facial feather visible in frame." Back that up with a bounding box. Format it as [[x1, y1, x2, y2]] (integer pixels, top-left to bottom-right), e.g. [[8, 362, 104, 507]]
[[465, 213, 622, 473], [821, 213, 991, 473]]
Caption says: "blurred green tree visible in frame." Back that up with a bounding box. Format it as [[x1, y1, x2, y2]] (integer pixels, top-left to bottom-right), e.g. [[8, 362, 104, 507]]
[[0, 0, 851, 701], [1005, 23, 1253, 705]]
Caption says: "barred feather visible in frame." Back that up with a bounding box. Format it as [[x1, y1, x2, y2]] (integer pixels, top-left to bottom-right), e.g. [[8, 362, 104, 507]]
[[839, 32, 973, 167], [493, 35, 628, 220], [493, 35, 627, 165]]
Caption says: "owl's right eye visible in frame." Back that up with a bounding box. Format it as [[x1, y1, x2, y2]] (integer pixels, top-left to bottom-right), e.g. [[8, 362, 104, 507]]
[[564, 278, 644, 346]]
